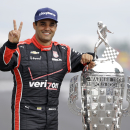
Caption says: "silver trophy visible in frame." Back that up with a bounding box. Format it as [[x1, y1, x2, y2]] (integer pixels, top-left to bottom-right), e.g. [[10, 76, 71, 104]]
[[68, 21, 130, 130]]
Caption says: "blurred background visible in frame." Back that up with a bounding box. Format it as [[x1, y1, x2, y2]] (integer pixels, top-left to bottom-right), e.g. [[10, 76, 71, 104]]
[[0, 0, 130, 129]]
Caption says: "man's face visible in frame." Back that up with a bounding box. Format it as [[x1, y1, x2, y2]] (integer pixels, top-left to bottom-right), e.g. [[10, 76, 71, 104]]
[[33, 19, 57, 44]]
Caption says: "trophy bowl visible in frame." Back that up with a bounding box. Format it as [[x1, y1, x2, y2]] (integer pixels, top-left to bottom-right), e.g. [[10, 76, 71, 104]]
[[81, 58, 124, 130]]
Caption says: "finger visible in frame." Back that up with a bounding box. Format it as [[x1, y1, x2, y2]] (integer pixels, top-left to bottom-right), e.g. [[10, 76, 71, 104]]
[[18, 22, 23, 32], [11, 30, 19, 37], [88, 64, 92, 69], [87, 55, 93, 62], [83, 55, 86, 64], [90, 62, 95, 67], [85, 55, 91, 63], [87, 54, 93, 61], [88, 63, 94, 69], [9, 30, 13, 36], [13, 20, 17, 30], [83, 55, 88, 63], [13, 32, 18, 37], [88, 55, 91, 62], [91, 63, 95, 66], [91, 64, 95, 68], [9, 30, 17, 36], [81, 54, 85, 64], [90, 61, 95, 64], [90, 55, 93, 61], [80, 59, 83, 64]]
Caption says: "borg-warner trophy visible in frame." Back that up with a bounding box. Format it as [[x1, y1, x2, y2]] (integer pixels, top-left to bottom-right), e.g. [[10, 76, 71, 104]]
[[68, 21, 130, 130]]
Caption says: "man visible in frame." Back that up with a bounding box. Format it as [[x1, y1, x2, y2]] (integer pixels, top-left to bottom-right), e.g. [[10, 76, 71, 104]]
[[0, 7, 95, 130]]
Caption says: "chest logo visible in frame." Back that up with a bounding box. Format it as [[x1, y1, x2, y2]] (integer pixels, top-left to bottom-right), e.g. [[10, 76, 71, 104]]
[[28, 67, 63, 80], [29, 80, 59, 90], [30, 51, 40, 54], [53, 51, 59, 58], [30, 56, 41, 60]]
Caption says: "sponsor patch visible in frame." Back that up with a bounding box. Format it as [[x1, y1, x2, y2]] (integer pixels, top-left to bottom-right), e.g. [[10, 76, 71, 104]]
[[39, 12, 56, 17], [53, 51, 59, 58], [25, 106, 29, 109], [29, 80, 59, 90], [30, 51, 39, 54], [52, 58, 62, 61], [61, 47, 66, 50], [42, 47, 51, 51], [19, 46, 24, 48], [30, 56, 41, 60], [48, 108, 56, 110], [37, 107, 42, 110]]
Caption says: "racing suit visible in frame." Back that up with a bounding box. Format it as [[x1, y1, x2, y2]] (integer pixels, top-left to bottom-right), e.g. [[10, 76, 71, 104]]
[[0, 35, 93, 130]]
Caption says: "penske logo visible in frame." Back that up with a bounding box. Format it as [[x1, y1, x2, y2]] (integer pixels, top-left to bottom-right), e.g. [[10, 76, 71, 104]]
[[29, 80, 59, 90]]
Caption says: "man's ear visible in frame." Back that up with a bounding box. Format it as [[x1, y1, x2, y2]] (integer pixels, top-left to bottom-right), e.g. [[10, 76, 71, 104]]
[[33, 22, 36, 30], [55, 26, 57, 31]]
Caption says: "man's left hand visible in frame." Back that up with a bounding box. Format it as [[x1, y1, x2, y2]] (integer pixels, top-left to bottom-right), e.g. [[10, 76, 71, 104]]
[[80, 53, 93, 64]]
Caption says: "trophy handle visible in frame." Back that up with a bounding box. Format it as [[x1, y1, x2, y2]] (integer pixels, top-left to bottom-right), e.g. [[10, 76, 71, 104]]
[[122, 76, 130, 117], [68, 75, 82, 115]]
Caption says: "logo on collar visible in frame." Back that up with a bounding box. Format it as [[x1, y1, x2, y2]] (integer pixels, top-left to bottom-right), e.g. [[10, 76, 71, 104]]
[[42, 47, 51, 51], [53, 51, 59, 58]]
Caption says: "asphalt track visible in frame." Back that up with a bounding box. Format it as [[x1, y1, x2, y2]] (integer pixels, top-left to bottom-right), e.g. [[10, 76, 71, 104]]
[[0, 91, 130, 130]]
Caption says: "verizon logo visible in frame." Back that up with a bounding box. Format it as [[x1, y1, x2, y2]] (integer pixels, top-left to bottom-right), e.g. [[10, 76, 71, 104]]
[[29, 80, 59, 90], [29, 80, 47, 87]]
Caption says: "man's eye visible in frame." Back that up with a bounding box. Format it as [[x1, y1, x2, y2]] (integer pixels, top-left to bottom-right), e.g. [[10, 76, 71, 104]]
[[50, 23, 55, 27], [40, 23, 45, 26]]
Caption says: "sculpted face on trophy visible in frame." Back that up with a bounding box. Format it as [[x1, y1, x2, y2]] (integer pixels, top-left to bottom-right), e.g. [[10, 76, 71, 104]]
[[68, 21, 130, 130]]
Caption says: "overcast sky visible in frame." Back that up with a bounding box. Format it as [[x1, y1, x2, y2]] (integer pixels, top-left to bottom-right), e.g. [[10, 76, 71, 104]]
[[0, 0, 130, 50]]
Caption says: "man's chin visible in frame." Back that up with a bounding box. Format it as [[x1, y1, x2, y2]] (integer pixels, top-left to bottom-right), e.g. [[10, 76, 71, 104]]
[[40, 38, 52, 44]]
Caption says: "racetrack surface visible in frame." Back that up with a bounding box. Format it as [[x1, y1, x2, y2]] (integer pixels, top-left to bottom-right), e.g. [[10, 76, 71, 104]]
[[0, 90, 130, 130]]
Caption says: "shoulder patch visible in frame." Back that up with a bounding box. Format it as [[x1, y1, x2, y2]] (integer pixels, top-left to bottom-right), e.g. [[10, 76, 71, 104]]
[[61, 46, 66, 50]]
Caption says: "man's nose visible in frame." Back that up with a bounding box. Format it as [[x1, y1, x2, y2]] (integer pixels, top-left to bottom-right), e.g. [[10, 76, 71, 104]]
[[44, 25, 50, 30]]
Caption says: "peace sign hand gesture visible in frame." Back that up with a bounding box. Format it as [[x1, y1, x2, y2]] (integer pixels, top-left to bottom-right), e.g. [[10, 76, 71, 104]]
[[8, 20, 23, 43]]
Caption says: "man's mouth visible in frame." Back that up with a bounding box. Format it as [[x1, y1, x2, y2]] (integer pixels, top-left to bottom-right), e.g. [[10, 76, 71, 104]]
[[42, 32, 50, 36]]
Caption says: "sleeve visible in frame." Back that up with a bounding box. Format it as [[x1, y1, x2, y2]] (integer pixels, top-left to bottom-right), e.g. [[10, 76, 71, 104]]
[[70, 48, 84, 72], [66, 47, 84, 73], [67, 47, 96, 73], [0, 40, 19, 71]]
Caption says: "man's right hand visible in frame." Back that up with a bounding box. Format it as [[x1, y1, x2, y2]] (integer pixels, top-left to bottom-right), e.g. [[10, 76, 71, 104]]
[[8, 20, 23, 43]]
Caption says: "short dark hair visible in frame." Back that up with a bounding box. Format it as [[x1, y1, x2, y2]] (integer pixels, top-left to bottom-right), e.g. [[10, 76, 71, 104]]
[[35, 21, 38, 26]]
